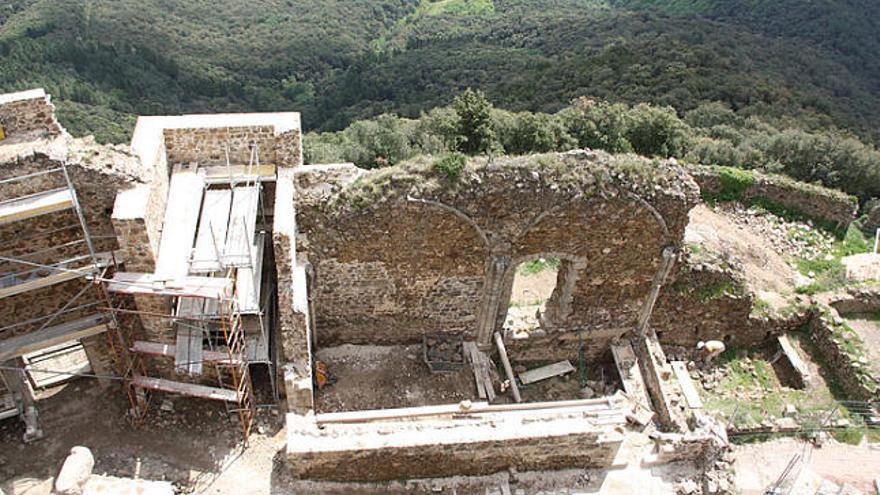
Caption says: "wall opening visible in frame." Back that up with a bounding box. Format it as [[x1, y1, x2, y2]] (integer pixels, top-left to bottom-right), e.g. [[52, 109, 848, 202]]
[[504, 256, 560, 338]]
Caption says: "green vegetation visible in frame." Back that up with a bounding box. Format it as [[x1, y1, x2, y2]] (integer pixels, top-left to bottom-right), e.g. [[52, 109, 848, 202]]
[[713, 167, 755, 202], [794, 225, 870, 295], [701, 339, 840, 430], [517, 256, 561, 276], [306, 92, 880, 202], [433, 152, 467, 180], [2, 1, 880, 151], [673, 277, 744, 303]]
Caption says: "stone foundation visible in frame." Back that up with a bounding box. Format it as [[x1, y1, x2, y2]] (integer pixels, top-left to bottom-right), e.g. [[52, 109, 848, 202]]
[[287, 401, 626, 481]]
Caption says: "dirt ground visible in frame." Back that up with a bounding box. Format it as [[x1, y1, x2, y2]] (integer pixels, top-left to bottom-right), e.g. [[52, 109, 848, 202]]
[[314, 344, 476, 412], [685, 204, 798, 307], [0, 376, 701, 495], [510, 268, 557, 306], [733, 437, 880, 494]]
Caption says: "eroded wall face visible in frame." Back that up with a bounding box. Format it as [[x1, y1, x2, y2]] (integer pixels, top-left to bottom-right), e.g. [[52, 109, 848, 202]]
[[297, 158, 698, 359], [0, 96, 62, 138], [164, 126, 302, 168]]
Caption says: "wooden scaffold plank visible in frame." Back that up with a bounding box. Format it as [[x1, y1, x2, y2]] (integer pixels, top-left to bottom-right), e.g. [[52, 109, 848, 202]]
[[154, 167, 205, 282]]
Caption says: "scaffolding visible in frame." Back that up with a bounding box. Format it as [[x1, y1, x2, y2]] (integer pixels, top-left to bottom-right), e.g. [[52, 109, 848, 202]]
[[0, 163, 113, 440], [96, 143, 271, 443]]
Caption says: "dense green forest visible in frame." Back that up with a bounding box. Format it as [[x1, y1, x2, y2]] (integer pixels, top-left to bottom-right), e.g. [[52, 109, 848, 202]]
[[2, 0, 880, 200], [1, 0, 879, 142], [306, 90, 880, 202]]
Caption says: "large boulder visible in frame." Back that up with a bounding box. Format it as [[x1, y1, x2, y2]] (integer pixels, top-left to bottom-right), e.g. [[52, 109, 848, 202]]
[[54, 446, 94, 495]]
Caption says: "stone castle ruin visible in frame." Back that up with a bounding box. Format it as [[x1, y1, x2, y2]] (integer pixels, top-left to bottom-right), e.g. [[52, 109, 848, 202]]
[[1, 88, 877, 492]]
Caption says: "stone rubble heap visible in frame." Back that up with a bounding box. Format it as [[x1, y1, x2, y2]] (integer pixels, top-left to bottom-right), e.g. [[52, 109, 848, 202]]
[[718, 203, 835, 260]]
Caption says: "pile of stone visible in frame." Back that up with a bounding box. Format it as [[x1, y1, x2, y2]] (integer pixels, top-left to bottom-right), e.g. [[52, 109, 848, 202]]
[[719, 203, 835, 259], [423, 333, 465, 372]]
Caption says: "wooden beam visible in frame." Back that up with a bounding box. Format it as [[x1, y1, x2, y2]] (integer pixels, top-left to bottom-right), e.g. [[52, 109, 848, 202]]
[[131, 376, 237, 402], [203, 164, 276, 184], [519, 360, 575, 385], [131, 341, 239, 364], [494, 332, 521, 403], [0, 314, 107, 362], [107, 272, 230, 299], [317, 397, 619, 425], [670, 361, 703, 410], [190, 189, 232, 273], [154, 168, 204, 282], [0, 251, 121, 300], [0, 188, 73, 226]]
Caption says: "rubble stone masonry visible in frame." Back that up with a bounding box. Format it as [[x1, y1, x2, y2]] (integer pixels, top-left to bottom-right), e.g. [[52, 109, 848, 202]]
[[295, 151, 700, 360]]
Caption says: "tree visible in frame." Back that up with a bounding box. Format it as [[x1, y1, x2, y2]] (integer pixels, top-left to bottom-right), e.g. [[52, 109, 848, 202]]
[[453, 88, 496, 155], [625, 103, 692, 158]]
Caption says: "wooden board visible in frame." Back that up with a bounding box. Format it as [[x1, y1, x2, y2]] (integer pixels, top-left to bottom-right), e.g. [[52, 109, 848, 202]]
[[236, 232, 265, 313], [222, 186, 259, 266], [190, 189, 232, 273], [518, 360, 575, 385], [131, 376, 237, 402], [203, 164, 276, 184], [154, 168, 204, 282], [611, 340, 651, 407], [777, 335, 811, 382], [0, 188, 73, 225], [0, 314, 107, 362], [670, 361, 703, 410], [174, 326, 203, 375], [131, 341, 238, 364], [108, 272, 230, 299], [0, 251, 120, 300]]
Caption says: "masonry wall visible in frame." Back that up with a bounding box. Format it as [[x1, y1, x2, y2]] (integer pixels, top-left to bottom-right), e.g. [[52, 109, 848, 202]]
[[164, 125, 302, 168], [0, 92, 63, 139], [296, 152, 700, 360], [690, 166, 858, 228], [287, 412, 624, 481]]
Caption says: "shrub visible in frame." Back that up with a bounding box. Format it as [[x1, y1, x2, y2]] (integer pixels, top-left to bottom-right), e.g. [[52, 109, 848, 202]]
[[433, 152, 467, 180], [715, 166, 755, 201]]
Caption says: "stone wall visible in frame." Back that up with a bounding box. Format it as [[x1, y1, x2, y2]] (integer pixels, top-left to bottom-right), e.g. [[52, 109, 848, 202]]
[[690, 166, 858, 228], [164, 125, 302, 168], [296, 152, 700, 357], [808, 308, 879, 401], [0, 89, 63, 139], [287, 408, 625, 481]]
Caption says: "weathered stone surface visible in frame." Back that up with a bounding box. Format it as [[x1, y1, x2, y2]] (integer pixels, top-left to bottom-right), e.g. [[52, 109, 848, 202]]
[[689, 165, 858, 228], [0, 89, 63, 139], [54, 446, 95, 495], [164, 124, 302, 168], [296, 151, 700, 360]]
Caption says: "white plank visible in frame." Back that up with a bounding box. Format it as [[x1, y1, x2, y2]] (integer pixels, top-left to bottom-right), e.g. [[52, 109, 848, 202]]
[[203, 164, 276, 184], [108, 273, 230, 299], [222, 186, 259, 266], [236, 232, 264, 313], [174, 327, 191, 374], [132, 341, 239, 364], [0, 188, 73, 225], [131, 376, 237, 402], [671, 361, 703, 410], [0, 315, 107, 362], [777, 335, 811, 382], [190, 189, 232, 273], [154, 169, 205, 281], [464, 342, 487, 399], [519, 360, 575, 385], [611, 340, 651, 407]]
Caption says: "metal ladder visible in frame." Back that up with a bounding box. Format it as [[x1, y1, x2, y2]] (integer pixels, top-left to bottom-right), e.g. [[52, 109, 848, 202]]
[[217, 271, 255, 443]]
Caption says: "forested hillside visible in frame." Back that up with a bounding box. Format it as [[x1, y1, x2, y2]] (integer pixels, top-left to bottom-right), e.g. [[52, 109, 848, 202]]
[[1, 0, 879, 153]]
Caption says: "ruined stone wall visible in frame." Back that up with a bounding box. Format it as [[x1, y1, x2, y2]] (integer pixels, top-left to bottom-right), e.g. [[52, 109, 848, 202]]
[[809, 309, 879, 401], [690, 166, 858, 228], [0, 91, 63, 139], [287, 411, 624, 481], [296, 152, 700, 358], [164, 125, 302, 168]]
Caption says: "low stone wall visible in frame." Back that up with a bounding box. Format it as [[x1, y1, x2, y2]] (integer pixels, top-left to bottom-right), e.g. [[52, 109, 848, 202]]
[[287, 403, 625, 481], [0, 89, 63, 139], [689, 165, 857, 228], [808, 308, 879, 401], [824, 284, 880, 315]]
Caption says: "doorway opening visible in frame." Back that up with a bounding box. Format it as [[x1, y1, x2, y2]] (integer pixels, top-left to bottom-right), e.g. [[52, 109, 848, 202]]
[[504, 256, 560, 338]]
